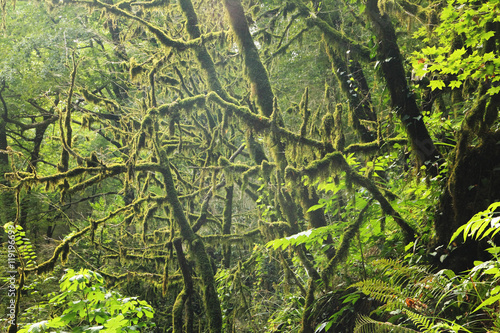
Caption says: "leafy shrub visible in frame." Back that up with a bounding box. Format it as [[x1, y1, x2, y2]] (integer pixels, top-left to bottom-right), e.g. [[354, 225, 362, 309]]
[[352, 202, 500, 332], [18, 268, 155, 333]]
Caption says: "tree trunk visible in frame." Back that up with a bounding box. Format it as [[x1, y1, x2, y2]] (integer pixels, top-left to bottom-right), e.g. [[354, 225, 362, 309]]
[[366, 0, 441, 175]]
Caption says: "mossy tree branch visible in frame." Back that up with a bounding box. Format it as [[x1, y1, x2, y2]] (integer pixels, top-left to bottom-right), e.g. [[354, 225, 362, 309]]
[[286, 152, 416, 242], [366, 0, 441, 175], [173, 238, 194, 333], [153, 132, 222, 333]]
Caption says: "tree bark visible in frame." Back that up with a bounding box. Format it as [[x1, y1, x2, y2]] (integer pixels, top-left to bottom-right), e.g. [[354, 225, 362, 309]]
[[366, 0, 441, 175]]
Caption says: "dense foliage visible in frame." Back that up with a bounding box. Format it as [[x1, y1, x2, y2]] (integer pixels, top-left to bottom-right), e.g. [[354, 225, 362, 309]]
[[0, 0, 499, 332]]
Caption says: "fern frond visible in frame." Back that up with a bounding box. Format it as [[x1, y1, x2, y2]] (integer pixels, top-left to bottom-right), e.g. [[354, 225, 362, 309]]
[[404, 309, 433, 331], [351, 279, 405, 308], [4, 222, 37, 268], [354, 315, 420, 333], [450, 202, 500, 243], [375, 259, 428, 284], [372, 259, 448, 305]]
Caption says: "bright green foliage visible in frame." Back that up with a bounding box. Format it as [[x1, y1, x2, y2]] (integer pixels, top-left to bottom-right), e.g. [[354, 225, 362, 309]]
[[450, 202, 500, 243], [454, 202, 500, 319], [3, 222, 37, 268], [353, 204, 500, 332], [412, 0, 500, 95], [266, 225, 336, 251], [352, 259, 473, 332], [18, 269, 155, 333], [354, 315, 419, 333]]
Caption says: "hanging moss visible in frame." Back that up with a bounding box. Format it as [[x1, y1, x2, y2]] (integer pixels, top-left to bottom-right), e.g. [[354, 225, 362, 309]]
[[81, 89, 120, 111], [236, 165, 258, 199], [260, 160, 274, 180], [302, 152, 344, 180], [82, 89, 102, 104], [141, 205, 157, 244], [260, 220, 292, 240], [321, 113, 335, 143], [299, 87, 310, 138], [333, 103, 345, 151], [305, 13, 371, 62], [245, 129, 268, 164], [284, 165, 300, 184], [60, 242, 70, 264]]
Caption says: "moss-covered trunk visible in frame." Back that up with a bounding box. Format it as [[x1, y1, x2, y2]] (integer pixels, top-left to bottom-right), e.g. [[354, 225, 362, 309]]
[[365, 0, 441, 174], [160, 154, 222, 333], [0, 83, 16, 226], [222, 185, 233, 268]]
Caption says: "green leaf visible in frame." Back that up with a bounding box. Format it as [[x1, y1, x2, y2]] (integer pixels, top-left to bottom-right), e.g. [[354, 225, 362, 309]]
[[144, 309, 154, 318], [103, 314, 128, 332], [474, 294, 500, 312], [428, 80, 446, 90], [481, 30, 495, 42], [307, 203, 326, 212], [449, 80, 462, 89], [488, 85, 500, 95]]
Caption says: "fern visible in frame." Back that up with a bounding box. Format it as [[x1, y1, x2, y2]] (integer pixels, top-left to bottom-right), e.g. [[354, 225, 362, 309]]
[[352, 260, 464, 333], [371, 259, 452, 306], [352, 260, 442, 311], [375, 259, 429, 289], [351, 279, 405, 308], [354, 315, 420, 333], [450, 201, 500, 243], [404, 310, 433, 332], [376, 258, 428, 279], [3, 222, 37, 268]]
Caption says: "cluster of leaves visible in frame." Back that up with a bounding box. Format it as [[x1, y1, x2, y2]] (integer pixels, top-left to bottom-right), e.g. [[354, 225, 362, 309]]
[[18, 269, 155, 333], [266, 225, 336, 251], [352, 203, 500, 332], [412, 0, 500, 94], [451, 202, 500, 315], [3, 222, 37, 268]]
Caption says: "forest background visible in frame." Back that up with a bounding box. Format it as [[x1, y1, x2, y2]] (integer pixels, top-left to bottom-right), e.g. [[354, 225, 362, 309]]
[[0, 0, 499, 332]]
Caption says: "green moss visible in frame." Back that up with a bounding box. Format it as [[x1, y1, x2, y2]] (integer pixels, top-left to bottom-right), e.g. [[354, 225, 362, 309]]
[[260, 220, 292, 239], [300, 279, 316, 333], [299, 87, 310, 137], [306, 14, 371, 61], [224, 0, 275, 117], [321, 113, 334, 143], [172, 289, 188, 333], [81, 89, 120, 111], [189, 237, 222, 332], [260, 160, 274, 180], [245, 130, 268, 164], [333, 103, 345, 151], [82, 89, 102, 104], [303, 152, 344, 180], [284, 165, 300, 183]]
